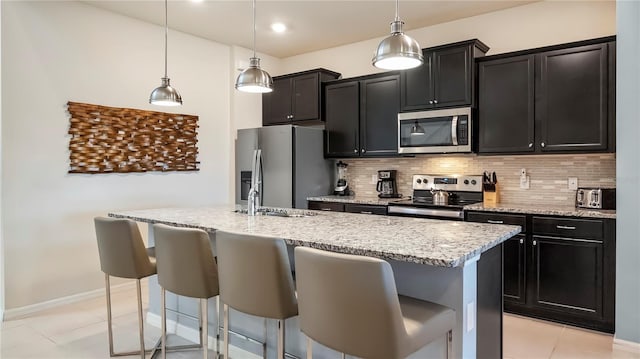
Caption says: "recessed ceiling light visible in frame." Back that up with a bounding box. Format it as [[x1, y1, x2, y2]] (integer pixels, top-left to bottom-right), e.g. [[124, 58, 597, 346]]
[[271, 23, 287, 33]]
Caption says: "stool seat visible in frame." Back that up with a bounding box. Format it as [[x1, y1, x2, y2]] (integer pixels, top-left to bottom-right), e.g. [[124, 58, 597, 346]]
[[398, 295, 455, 358]]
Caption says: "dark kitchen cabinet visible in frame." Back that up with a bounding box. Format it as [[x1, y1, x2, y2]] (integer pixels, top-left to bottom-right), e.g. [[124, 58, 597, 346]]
[[478, 55, 535, 153], [307, 201, 345, 212], [477, 36, 615, 154], [401, 39, 489, 111], [262, 68, 341, 126], [466, 211, 615, 333], [308, 201, 386, 215], [324, 73, 400, 158]]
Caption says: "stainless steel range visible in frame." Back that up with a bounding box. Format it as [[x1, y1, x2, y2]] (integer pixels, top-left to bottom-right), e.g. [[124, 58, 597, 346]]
[[388, 174, 484, 220]]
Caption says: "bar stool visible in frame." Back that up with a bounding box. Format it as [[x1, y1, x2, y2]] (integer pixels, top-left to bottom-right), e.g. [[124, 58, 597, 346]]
[[215, 231, 298, 359], [153, 224, 220, 359], [294, 247, 455, 359], [94, 216, 156, 359]]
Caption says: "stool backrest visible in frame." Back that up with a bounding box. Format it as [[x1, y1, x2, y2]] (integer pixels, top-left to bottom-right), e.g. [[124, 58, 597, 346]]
[[216, 231, 297, 320], [154, 224, 219, 299], [94, 217, 155, 279], [294, 247, 406, 358]]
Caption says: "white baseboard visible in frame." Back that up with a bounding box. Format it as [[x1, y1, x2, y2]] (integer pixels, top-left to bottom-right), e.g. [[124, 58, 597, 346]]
[[3, 281, 136, 321], [613, 337, 640, 353], [146, 312, 260, 359]]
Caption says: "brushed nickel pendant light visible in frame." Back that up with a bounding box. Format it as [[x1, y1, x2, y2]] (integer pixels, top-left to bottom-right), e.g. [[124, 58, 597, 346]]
[[410, 121, 425, 135], [372, 0, 423, 70], [149, 0, 182, 106], [235, 0, 273, 93]]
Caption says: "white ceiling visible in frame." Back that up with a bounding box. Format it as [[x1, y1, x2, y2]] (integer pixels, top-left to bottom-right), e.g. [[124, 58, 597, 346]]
[[84, 0, 538, 58]]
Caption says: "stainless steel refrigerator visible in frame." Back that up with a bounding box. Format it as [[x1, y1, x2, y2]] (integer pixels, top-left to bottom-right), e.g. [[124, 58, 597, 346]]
[[235, 125, 333, 209]]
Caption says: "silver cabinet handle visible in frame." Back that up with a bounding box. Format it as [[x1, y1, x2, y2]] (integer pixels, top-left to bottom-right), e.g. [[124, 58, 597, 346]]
[[487, 220, 504, 224], [361, 148, 366, 153], [520, 238, 524, 244], [353, 149, 358, 153], [541, 142, 546, 147], [433, 99, 438, 104], [556, 225, 576, 230], [360, 211, 373, 214], [429, 100, 434, 104], [529, 143, 533, 148], [320, 208, 332, 211], [533, 240, 537, 246]]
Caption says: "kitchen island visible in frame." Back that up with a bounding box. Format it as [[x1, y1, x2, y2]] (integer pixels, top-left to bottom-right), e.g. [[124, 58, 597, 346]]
[[109, 206, 521, 358]]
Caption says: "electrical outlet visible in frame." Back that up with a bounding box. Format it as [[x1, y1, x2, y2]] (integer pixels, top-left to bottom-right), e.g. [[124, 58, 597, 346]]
[[520, 175, 530, 189], [568, 177, 578, 190], [467, 302, 475, 332], [371, 174, 378, 185]]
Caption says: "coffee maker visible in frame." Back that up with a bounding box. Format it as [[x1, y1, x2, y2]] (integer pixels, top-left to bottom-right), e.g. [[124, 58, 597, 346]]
[[334, 161, 350, 196], [377, 170, 401, 198]]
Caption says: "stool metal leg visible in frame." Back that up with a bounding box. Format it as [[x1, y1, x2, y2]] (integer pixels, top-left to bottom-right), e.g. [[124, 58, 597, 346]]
[[136, 279, 145, 359], [277, 320, 285, 359], [341, 354, 345, 359], [446, 330, 452, 359], [202, 299, 208, 359], [105, 274, 116, 357], [161, 287, 167, 359], [306, 337, 312, 359], [223, 303, 230, 359]]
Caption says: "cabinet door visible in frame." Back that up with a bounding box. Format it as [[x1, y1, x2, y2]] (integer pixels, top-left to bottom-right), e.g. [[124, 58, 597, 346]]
[[360, 75, 400, 156], [536, 44, 608, 152], [504, 235, 527, 305], [531, 235, 604, 320], [263, 78, 292, 125], [291, 73, 319, 122], [324, 81, 360, 157], [433, 45, 471, 107], [400, 50, 434, 111], [478, 55, 535, 153]]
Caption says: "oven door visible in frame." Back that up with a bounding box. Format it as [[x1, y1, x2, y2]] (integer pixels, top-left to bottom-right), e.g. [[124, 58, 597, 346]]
[[398, 108, 471, 154], [387, 205, 465, 221]]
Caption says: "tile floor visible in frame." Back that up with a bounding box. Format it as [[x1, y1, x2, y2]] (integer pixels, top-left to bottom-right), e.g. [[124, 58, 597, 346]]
[[0, 281, 638, 358]]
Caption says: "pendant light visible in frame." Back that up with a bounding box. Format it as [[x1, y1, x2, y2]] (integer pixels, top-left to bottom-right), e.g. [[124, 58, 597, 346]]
[[410, 121, 425, 135], [372, 0, 423, 70], [149, 0, 182, 106], [235, 0, 273, 93]]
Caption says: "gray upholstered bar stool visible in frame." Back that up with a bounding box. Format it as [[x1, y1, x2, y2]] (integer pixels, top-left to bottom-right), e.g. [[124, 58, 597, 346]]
[[154, 224, 220, 359], [215, 231, 298, 359], [295, 247, 455, 359], [94, 216, 156, 359]]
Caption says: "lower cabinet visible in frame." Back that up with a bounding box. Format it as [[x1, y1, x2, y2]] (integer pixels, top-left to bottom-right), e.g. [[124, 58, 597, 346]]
[[307, 201, 387, 215], [466, 211, 615, 333]]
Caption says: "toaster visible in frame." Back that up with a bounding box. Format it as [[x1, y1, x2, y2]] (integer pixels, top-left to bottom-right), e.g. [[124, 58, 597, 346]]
[[576, 188, 616, 209]]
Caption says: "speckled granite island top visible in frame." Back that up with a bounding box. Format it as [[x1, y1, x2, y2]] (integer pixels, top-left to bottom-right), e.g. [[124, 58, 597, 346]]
[[307, 195, 403, 205], [464, 203, 616, 219], [109, 206, 520, 268]]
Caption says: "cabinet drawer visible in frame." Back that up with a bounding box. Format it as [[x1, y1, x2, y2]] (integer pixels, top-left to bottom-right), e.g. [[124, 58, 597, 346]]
[[532, 217, 604, 241], [344, 204, 387, 215], [308, 201, 344, 212], [466, 212, 527, 232]]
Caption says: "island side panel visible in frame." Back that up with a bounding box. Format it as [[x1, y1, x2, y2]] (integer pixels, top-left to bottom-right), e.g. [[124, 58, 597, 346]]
[[476, 243, 504, 359]]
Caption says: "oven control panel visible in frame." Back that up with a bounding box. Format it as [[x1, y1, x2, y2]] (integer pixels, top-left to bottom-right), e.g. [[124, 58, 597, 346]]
[[412, 174, 483, 192]]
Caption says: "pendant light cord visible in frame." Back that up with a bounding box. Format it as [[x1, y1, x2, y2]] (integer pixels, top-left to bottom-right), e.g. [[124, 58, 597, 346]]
[[164, 0, 168, 78], [252, 0, 257, 58], [395, 0, 399, 22]]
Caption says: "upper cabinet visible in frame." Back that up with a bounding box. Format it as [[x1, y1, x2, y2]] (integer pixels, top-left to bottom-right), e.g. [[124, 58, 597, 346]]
[[401, 39, 489, 111], [477, 36, 616, 154], [262, 68, 341, 126], [324, 73, 400, 158]]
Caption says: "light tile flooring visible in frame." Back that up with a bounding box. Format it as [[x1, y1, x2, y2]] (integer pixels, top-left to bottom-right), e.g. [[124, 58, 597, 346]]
[[0, 281, 638, 359]]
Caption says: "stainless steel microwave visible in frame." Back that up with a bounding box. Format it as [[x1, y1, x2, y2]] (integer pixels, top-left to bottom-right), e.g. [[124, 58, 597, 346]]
[[398, 107, 472, 154]]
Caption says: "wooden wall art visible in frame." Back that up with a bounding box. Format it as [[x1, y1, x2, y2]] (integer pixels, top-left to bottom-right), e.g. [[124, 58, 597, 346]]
[[67, 101, 199, 173]]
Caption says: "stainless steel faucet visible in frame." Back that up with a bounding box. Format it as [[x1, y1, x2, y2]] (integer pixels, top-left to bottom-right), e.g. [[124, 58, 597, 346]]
[[247, 149, 262, 216]]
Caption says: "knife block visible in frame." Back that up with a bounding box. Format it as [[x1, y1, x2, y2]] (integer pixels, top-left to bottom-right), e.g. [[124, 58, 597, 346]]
[[483, 184, 499, 206]]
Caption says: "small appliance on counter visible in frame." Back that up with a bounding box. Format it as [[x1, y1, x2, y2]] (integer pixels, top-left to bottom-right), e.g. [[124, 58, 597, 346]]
[[334, 161, 351, 196], [376, 170, 402, 198], [576, 188, 616, 209]]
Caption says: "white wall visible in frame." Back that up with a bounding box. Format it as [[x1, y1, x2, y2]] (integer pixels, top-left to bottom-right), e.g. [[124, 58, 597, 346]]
[[1, 1, 233, 309], [278, 1, 616, 77], [0, 0, 4, 320], [615, 0, 640, 345]]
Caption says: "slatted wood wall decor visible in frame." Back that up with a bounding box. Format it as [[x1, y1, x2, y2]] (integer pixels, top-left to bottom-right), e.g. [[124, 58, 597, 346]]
[[67, 102, 199, 173]]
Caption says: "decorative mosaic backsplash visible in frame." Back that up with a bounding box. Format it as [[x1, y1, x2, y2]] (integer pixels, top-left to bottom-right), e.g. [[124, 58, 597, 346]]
[[341, 153, 616, 207]]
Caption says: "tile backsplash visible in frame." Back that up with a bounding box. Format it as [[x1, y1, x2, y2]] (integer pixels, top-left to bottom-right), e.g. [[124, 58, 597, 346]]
[[341, 153, 616, 207]]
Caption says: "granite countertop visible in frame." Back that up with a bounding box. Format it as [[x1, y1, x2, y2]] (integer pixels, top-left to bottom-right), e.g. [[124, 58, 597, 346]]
[[109, 206, 521, 268], [307, 195, 404, 205], [464, 203, 616, 219]]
